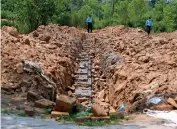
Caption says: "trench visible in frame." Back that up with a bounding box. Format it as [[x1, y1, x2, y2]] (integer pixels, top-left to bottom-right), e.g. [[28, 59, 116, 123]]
[[72, 39, 93, 109]]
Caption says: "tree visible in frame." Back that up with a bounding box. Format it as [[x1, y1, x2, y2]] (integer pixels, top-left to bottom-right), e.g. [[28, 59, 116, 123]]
[[152, 0, 166, 32], [116, 0, 129, 26], [163, 0, 177, 32], [128, 0, 148, 27]]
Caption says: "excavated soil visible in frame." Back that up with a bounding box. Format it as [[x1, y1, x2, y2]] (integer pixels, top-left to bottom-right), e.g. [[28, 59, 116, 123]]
[[1, 25, 85, 100], [1, 25, 177, 114], [89, 26, 177, 111]]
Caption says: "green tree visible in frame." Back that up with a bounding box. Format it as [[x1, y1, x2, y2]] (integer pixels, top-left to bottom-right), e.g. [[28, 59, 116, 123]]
[[163, 1, 177, 32], [128, 0, 148, 27], [116, 0, 129, 26], [152, 0, 165, 32]]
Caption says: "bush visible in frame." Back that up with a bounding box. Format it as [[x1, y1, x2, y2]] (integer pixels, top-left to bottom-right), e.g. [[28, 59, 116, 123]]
[[1, 20, 15, 27]]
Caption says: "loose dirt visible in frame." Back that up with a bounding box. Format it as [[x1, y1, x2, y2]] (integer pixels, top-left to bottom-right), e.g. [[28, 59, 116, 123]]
[[1, 25, 177, 123]]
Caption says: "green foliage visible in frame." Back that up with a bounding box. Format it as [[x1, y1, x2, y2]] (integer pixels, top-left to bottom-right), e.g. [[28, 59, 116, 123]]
[[163, 0, 177, 32], [1, 20, 15, 27], [1, 0, 177, 33], [128, 0, 148, 27], [1, 10, 17, 20], [80, 120, 106, 126], [78, 115, 121, 126]]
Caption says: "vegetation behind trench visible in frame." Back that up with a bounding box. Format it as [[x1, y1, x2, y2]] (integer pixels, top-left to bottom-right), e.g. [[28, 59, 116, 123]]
[[1, 0, 177, 33]]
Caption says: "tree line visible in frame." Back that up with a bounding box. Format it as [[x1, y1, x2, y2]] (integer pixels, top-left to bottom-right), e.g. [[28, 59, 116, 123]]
[[1, 0, 177, 33]]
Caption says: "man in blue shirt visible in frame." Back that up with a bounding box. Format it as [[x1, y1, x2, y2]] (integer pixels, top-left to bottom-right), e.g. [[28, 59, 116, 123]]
[[145, 17, 152, 35], [86, 15, 92, 33]]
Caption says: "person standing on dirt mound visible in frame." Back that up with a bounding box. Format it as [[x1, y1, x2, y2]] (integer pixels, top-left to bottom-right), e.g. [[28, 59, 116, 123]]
[[145, 17, 152, 35], [86, 15, 92, 33]]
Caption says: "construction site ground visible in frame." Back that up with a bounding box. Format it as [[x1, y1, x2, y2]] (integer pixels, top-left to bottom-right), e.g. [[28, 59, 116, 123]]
[[1, 25, 177, 129]]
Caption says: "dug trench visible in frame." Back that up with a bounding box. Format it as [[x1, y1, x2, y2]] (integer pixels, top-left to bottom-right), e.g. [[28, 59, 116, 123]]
[[1, 25, 177, 124]]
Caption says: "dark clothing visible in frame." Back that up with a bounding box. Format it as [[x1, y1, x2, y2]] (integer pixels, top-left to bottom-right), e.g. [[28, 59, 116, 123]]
[[146, 25, 151, 35], [88, 22, 92, 33]]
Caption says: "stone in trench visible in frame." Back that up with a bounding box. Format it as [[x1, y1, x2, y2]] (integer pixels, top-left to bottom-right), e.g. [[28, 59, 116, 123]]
[[75, 103, 88, 112], [94, 60, 100, 66], [75, 116, 91, 122], [27, 91, 40, 102], [175, 96, 177, 102], [68, 90, 72, 97], [25, 107, 35, 116], [35, 99, 54, 108], [155, 104, 173, 111], [94, 65, 100, 71], [167, 98, 177, 108], [81, 101, 89, 105], [66, 86, 75, 92], [54, 95, 76, 113], [90, 116, 110, 121], [16, 63, 23, 74], [21, 87, 27, 93], [51, 111, 69, 118], [91, 104, 108, 116], [105, 95, 109, 103], [77, 97, 88, 103], [109, 106, 116, 114], [99, 102, 110, 107], [97, 89, 105, 100], [35, 108, 46, 115]]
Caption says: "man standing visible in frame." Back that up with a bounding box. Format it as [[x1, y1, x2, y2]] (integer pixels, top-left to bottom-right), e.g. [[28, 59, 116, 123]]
[[86, 15, 92, 33], [145, 17, 152, 35]]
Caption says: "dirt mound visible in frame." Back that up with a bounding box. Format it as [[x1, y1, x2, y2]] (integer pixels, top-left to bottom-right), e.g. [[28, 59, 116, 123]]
[[89, 26, 177, 111], [1, 24, 177, 115], [1, 25, 84, 100]]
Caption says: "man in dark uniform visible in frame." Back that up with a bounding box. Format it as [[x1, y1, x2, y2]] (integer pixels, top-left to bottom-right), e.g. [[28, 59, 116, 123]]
[[86, 15, 92, 33]]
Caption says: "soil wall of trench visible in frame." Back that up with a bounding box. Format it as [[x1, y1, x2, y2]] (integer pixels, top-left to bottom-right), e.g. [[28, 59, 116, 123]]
[[1, 25, 86, 100], [89, 26, 177, 112]]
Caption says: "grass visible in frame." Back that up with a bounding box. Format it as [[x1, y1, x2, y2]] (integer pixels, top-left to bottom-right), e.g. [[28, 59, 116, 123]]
[[80, 120, 106, 126], [1, 108, 123, 126], [78, 116, 122, 126], [39, 114, 51, 119], [55, 110, 123, 126], [56, 111, 91, 122]]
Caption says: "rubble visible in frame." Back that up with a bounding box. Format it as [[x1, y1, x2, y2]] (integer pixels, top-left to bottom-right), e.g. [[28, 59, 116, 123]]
[[1, 24, 177, 122], [27, 91, 40, 102], [51, 111, 69, 118], [167, 98, 177, 108], [54, 95, 76, 113], [1, 24, 83, 102], [75, 116, 91, 122], [24, 107, 35, 116], [35, 99, 54, 108], [154, 104, 173, 111], [90, 116, 110, 121], [89, 26, 177, 113], [91, 104, 108, 116]]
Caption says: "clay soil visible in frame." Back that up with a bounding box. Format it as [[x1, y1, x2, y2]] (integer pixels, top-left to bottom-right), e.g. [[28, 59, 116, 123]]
[[1, 25, 177, 115]]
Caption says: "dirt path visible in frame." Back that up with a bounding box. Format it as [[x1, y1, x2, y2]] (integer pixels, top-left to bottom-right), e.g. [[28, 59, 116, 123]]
[[1, 114, 175, 129]]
